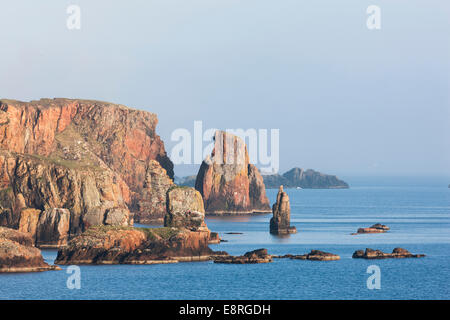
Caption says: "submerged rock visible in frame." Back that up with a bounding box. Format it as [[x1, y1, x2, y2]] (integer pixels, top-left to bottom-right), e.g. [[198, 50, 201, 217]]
[[270, 186, 297, 235], [0, 227, 60, 272], [352, 248, 425, 259], [213, 248, 272, 264], [274, 250, 340, 261], [195, 131, 271, 215]]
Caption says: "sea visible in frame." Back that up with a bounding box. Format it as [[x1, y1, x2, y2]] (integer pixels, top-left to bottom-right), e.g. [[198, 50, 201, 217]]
[[1, 177, 449, 300]]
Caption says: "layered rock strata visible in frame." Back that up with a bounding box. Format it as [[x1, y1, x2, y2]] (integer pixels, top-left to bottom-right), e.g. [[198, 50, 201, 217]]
[[0, 98, 175, 246]]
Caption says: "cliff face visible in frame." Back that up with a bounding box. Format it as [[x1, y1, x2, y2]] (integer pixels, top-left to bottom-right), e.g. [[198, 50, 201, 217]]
[[263, 167, 349, 189], [195, 131, 271, 215], [0, 98, 174, 245]]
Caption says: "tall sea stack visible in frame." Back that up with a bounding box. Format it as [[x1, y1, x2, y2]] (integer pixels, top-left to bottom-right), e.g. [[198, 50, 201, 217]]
[[195, 131, 271, 215], [270, 186, 296, 235]]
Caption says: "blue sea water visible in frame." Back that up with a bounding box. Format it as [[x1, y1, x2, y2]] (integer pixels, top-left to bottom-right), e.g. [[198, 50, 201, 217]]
[[1, 179, 449, 300]]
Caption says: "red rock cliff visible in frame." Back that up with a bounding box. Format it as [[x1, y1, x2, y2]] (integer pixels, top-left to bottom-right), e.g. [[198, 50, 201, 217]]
[[0, 98, 174, 245]]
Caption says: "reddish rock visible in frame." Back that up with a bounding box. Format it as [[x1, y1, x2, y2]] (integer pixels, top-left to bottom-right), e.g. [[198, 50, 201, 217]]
[[352, 224, 390, 235], [195, 131, 271, 215], [352, 248, 425, 259], [270, 186, 297, 235], [0, 227, 60, 272], [55, 226, 223, 265], [0, 98, 175, 245]]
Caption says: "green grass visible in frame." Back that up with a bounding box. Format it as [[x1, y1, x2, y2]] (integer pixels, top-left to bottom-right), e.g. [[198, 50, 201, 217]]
[[83, 225, 180, 241]]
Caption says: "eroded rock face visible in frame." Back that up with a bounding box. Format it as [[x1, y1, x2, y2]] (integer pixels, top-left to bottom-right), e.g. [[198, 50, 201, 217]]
[[213, 248, 272, 264], [165, 186, 221, 244], [270, 186, 297, 235], [195, 131, 270, 215], [55, 226, 223, 265], [0, 227, 60, 272], [352, 248, 425, 259], [0, 98, 175, 244], [134, 160, 174, 223]]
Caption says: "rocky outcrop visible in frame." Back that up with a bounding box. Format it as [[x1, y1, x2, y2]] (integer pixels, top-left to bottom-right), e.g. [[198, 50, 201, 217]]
[[164, 186, 221, 244], [134, 160, 174, 223], [274, 250, 340, 261], [165, 186, 206, 230], [352, 224, 390, 235], [352, 248, 425, 259], [213, 248, 272, 264], [270, 186, 296, 235], [0, 227, 60, 272], [195, 131, 271, 215], [55, 226, 225, 265], [263, 168, 349, 189], [0, 98, 175, 245]]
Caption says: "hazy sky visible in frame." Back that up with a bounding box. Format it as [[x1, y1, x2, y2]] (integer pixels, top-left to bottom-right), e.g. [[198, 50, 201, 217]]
[[1, 0, 449, 177]]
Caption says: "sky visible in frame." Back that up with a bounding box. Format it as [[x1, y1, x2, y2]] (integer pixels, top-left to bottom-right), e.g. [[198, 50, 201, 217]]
[[1, 0, 449, 178]]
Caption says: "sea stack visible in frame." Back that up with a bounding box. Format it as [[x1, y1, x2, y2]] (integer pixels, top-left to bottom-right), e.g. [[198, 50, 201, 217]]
[[270, 186, 297, 235], [195, 131, 271, 215]]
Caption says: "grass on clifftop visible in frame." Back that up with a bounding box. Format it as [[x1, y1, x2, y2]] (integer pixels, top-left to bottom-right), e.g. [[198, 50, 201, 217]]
[[84, 225, 180, 241]]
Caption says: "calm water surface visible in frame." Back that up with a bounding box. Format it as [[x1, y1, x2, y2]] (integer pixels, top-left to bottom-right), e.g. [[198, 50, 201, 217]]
[[1, 180, 449, 299]]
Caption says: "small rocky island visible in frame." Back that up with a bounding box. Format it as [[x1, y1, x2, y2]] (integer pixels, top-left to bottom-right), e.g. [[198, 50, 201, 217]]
[[213, 249, 272, 264], [352, 248, 425, 259], [270, 186, 297, 235], [352, 224, 390, 235], [262, 167, 349, 189], [274, 250, 340, 261], [0, 227, 60, 272]]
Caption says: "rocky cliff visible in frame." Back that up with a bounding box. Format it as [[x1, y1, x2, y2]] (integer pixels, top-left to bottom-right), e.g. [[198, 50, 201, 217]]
[[195, 131, 271, 215], [0, 227, 60, 272], [263, 167, 349, 189], [0, 98, 174, 246]]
